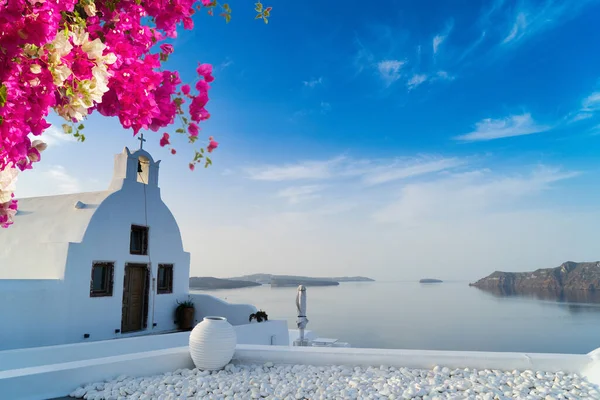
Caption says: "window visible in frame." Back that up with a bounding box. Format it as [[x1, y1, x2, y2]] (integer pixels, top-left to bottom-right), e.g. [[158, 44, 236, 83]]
[[90, 262, 114, 297], [130, 225, 149, 255], [157, 264, 173, 294]]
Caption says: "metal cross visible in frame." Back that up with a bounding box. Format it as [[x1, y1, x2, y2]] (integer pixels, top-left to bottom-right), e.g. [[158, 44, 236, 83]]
[[138, 133, 146, 150]]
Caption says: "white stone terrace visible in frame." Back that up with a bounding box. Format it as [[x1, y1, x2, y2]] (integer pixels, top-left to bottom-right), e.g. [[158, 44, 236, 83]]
[[3, 339, 600, 399]]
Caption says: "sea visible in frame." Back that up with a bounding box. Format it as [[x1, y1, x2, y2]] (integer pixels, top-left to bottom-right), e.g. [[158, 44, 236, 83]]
[[192, 281, 600, 354]]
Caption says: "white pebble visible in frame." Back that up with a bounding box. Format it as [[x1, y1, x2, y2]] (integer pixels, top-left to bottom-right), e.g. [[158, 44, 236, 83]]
[[66, 363, 600, 399]]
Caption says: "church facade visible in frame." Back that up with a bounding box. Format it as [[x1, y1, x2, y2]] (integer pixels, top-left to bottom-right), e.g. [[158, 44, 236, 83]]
[[0, 146, 191, 350]]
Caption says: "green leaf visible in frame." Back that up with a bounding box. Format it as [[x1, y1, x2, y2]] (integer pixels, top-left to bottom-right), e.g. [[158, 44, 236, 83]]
[[255, 2, 263, 12], [0, 84, 6, 107], [225, 13, 231, 23], [176, 128, 185, 134], [80, 134, 86, 142], [255, 13, 263, 19], [73, 132, 80, 137], [77, 124, 84, 130], [223, 3, 231, 12]]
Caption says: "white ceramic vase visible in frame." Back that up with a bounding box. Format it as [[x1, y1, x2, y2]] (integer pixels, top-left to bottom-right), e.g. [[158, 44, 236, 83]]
[[189, 316, 237, 371]]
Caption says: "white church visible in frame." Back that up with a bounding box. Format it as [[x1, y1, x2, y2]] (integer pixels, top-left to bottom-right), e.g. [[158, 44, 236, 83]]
[[0, 144, 193, 350]]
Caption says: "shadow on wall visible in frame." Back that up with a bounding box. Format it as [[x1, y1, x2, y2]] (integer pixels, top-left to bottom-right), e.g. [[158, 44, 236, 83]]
[[188, 294, 257, 326]]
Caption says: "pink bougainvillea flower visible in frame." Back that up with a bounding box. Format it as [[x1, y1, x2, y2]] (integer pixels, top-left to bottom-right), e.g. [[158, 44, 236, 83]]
[[159, 133, 170, 147], [0, 196, 18, 228], [207, 139, 218, 153], [189, 163, 195, 171], [171, 148, 176, 155], [196, 63, 214, 82], [183, 17, 194, 30], [181, 84, 191, 95], [188, 122, 199, 137], [160, 43, 174, 55]]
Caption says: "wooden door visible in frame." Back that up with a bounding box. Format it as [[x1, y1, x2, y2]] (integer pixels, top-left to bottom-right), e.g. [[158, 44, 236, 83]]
[[121, 264, 148, 333]]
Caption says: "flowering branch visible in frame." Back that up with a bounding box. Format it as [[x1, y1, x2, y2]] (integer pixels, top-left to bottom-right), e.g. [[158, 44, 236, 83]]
[[0, 0, 273, 228]]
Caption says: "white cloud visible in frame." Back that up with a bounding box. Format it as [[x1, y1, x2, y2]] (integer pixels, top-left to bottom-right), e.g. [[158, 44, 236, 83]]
[[433, 35, 446, 54], [373, 166, 579, 224], [353, 38, 375, 76], [220, 58, 234, 70], [277, 185, 324, 204], [363, 157, 464, 185], [581, 92, 600, 112], [502, 12, 527, 44], [40, 125, 77, 147], [320, 101, 331, 113], [454, 113, 552, 141], [435, 71, 454, 81], [245, 157, 347, 181], [245, 155, 465, 185], [303, 77, 323, 88], [45, 165, 81, 193], [433, 20, 453, 54], [377, 60, 404, 86], [407, 74, 428, 90], [564, 91, 600, 123], [498, 1, 596, 47]]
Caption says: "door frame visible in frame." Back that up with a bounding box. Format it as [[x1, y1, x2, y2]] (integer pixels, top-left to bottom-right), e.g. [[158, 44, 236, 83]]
[[121, 263, 150, 333]]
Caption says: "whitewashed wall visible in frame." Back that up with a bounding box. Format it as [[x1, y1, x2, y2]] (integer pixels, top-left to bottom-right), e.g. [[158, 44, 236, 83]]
[[234, 321, 289, 346], [61, 180, 191, 345], [0, 280, 68, 350], [0, 149, 192, 350], [189, 293, 257, 326]]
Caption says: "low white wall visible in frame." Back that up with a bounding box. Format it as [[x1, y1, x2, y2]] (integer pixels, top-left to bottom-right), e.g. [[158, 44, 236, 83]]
[[3, 344, 600, 399], [189, 293, 257, 326], [0, 321, 289, 371], [234, 321, 289, 346], [233, 345, 594, 376], [0, 347, 193, 400], [0, 332, 190, 371]]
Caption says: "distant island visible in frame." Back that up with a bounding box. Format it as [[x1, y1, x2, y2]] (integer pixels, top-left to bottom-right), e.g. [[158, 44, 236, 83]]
[[271, 277, 339, 287], [419, 278, 443, 283], [189, 277, 261, 290], [470, 261, 600, 293], [190, 274, 374, 289], [228, 274, 374, 285]]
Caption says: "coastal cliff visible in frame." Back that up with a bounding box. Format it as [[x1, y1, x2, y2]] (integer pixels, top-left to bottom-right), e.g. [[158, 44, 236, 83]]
[[470, 261, 600, 292]]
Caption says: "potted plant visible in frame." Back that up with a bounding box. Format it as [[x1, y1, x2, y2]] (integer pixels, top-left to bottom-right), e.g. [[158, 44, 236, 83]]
[[175, 299, 195, 331], [249, 310, 268, 323]]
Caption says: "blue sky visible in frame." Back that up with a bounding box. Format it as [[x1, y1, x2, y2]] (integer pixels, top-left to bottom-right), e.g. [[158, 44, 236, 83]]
[[17, 0, 600, 280]]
